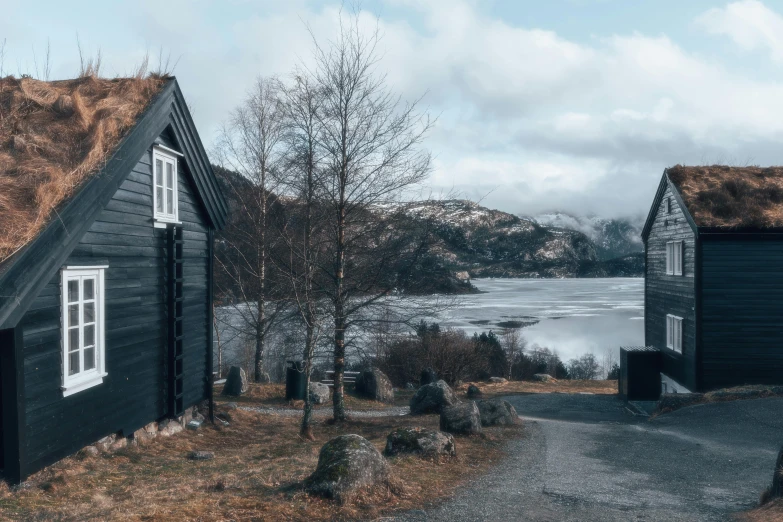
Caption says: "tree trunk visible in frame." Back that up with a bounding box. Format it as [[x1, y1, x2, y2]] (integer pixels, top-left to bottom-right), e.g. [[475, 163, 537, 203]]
[[332, 204, 347, 421], [300, 320, 316, 439], [255, 299, 265, 381]]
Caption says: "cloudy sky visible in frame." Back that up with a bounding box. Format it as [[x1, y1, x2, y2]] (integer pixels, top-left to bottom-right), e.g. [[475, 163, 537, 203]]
[[3, 0, 783, 219]]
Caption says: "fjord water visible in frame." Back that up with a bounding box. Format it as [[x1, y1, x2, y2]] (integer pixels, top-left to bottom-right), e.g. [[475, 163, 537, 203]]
[[439, 278, 644, 362]]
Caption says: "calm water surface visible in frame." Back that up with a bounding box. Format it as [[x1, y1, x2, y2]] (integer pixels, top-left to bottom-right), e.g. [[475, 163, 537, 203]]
[[438, 278, 644, 362]]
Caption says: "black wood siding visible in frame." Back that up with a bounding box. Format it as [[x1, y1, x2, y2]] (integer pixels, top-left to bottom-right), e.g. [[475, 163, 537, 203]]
[[18, 132, 210, 473], [700, 236, 783, 389], [644, 184, 698, 390]]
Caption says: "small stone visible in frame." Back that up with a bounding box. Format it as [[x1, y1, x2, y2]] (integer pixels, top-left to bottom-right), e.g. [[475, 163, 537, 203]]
[[160, 422, 184, 437], [476, 398, 519, 426], [108, 438, 127, 452], [384, 427, 456, 458], [405, 382, 416, 390], [83, 446, 99, 457], [309, 382, 331, 405], [187, 420, 203, 430], [143, 422, 158, 434], [467, 384, 483, 398], [410, 380, 459, 415], [189, 451, 214, 461], [225, 402, 238, 410]]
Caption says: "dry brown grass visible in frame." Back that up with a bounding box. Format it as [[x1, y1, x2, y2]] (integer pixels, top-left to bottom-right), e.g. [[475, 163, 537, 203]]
[[0, 75, 167, 263], [0, 408, 522, 521], [455, 379, 618, 398], [654, 384, 783, 416], [667, 165, 783, 228], [214, 382, 416, 410], [738, 499, 783, 521]]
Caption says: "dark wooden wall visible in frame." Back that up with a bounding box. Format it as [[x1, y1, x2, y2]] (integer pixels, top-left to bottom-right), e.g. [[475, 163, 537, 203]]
[[645, 183, 698, 390], [700, 235, 783, 389], [18, 130, 210, 475]]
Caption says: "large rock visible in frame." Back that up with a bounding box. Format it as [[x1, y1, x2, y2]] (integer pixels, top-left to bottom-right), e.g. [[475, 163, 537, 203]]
[[355, 368, 395, 403], [477, 398, 519, 426], [309, 382, 331, 405], [488, 376, 507, 384], [410, 380, 459, 415], [384, 427, 456, 458], [466, 384, 483, 399], [420, 368, 438, 386], [221, 366, 248, 396], [305, 435, 390, 501], [533, 374, 554, 382], [440, 401, 482, 435]]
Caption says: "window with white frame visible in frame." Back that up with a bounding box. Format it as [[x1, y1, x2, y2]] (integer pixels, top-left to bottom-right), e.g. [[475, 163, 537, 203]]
[[666, 240, 683, 275], [62, 267, 107, 396], [666, 314, 683, 354], [153, 147, 179, 223]]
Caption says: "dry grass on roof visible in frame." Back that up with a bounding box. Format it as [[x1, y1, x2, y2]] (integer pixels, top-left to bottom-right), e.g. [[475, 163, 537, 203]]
[[668, 165, 783, 229], [0, 74, 167, 263]]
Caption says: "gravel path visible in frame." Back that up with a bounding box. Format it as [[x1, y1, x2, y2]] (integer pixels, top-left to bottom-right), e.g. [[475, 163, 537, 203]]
[[240, 405, 410, 418], [391, 394, 783, 522]]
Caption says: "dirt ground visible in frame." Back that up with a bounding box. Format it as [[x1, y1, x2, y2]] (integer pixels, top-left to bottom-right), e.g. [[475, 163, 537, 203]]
[[0, 389, 522, 521]]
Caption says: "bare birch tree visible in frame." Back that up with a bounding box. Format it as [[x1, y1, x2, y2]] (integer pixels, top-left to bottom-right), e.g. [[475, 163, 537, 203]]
[[308, 16, 433, 421], [216, 77, 286, 383]]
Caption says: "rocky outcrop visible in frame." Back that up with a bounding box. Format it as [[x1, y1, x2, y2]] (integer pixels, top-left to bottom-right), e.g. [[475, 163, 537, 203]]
[[384, 427, 456, 458], [355, 368, 395, 403], [305, 435, 390, 501], [440, 401, 482, 435], [488, 377, 507, 384], [309, 382, 331, 405], [420, 368, 438, 386], [477, 398, 518, 426], [466, 384, 483, 398], [533, 374, 554, 382], [222, 366, 248, 396], [410, 380, 459, 414]]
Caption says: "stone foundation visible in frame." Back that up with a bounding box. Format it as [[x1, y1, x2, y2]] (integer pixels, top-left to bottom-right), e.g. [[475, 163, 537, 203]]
[[84, 402, 208, 455]]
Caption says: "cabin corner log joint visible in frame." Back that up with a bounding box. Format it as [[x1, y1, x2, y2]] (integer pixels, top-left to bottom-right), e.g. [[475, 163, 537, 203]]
[[0, 76, 227, 483], [638, 165, 783, 395]]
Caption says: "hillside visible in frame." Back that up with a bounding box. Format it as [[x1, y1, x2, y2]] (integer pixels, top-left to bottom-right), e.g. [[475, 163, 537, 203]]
[[530, 212, 644, 260], [401, 200, 644, 280]]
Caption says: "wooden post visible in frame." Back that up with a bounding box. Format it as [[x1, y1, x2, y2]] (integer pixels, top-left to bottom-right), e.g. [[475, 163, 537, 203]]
[[0, 327, 26, 484]]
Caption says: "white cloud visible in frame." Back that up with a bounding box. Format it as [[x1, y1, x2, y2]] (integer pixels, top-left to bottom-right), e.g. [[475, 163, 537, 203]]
[[696, 0, 783, 62]]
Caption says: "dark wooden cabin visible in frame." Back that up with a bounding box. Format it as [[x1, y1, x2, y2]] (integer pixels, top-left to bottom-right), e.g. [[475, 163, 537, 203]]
[[642, 165, 783, 393], [0, 76, 227, 483]]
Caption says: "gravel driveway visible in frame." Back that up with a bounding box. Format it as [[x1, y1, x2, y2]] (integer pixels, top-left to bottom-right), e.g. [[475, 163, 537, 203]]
[[391, 394, 783, 522]]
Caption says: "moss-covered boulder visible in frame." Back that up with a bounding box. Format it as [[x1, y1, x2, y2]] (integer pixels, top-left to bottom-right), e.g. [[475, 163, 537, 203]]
[[440, 401, 482, 435], [355, 368, 394, 403], [410, 380, 459, 415], [384, 427, 456, 458], [477, 398, 519, 426], [305, 435, 390, 501]]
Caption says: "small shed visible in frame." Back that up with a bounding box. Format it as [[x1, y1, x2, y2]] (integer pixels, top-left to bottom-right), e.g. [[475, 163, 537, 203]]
[[0, 75, 228, 482], [641, 165, 783, 394]]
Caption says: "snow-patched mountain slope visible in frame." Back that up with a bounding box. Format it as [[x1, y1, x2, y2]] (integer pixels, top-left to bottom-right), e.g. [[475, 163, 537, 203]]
[[529, 212, 644, 261], [394, 200, 644, 278]]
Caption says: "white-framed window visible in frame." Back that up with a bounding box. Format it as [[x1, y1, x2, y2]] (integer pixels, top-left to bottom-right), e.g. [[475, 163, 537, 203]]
[[666, 240, 683, 276], [666, 314, 683, 354], [61, 266, 107, 396], [153, 146, 179, 223]]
